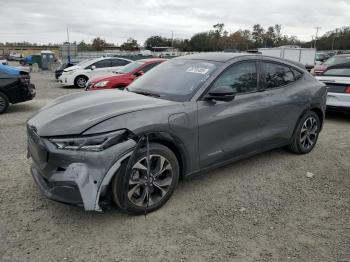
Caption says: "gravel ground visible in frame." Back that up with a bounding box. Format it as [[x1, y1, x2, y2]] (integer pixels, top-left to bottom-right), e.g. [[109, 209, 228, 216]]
[[0, 71, 349, 262]]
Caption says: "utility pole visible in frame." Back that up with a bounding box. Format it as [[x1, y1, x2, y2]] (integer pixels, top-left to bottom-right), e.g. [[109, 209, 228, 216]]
[[171, 31, 174, 52], [311, 36, 314, 48], [314, 27, 321, 50], [66, 27, 71, 63]]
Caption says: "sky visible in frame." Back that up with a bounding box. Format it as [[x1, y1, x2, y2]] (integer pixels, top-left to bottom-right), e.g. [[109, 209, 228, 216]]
[[1, 0, 349, 45]]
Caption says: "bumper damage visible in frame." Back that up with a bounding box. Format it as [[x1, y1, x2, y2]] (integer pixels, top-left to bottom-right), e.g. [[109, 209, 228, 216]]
[[28, 132, 136, 211]]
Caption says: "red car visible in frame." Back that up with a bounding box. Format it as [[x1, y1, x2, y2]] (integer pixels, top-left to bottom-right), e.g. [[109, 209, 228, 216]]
[[86, 58, 167, 90]]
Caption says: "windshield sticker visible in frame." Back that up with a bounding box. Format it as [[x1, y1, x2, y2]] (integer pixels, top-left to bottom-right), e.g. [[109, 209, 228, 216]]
[[186, 67, 209, 74]]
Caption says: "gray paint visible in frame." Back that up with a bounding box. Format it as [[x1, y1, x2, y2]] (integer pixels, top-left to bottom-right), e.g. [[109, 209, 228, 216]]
[[27, 53, 327, 211]]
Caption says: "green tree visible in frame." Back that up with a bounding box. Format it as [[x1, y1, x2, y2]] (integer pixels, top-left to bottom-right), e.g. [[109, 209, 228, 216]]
[[144, 36, 171, 50], [120, 38, 139, 51], [91, 37, 107, 51]]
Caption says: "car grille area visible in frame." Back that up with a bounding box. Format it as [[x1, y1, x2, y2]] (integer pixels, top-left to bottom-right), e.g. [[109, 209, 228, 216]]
[[27, 125, 48, 169]]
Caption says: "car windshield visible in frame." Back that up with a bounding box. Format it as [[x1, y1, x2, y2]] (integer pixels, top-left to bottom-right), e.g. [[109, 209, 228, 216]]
[[128, 59, 219, 101], [323, 56, 350, 66], [116, 61, 143, 74]]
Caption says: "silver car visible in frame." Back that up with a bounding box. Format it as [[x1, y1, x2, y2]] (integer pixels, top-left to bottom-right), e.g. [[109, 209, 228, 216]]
[[27, 53, 327, 215], [316, 63, 350, 114]]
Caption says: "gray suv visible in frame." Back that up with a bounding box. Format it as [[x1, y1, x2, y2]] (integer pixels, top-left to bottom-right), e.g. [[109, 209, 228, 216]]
[[27, 53, 327, 214]]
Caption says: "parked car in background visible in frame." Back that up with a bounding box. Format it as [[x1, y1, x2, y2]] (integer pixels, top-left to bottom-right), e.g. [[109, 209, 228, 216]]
[[0, 64, 36, 114], [0, 56, 8, 65], [86, 58, 167, 90], [315, 52, 329, 64], [316, 63, 350, 114], [55, 60, 80, 80], [336, 50, 350, 55], [312, 54, 350, 75], [58, 57, 132, 88], [27, 53, 326, 214], [8, 52, 23, 61]]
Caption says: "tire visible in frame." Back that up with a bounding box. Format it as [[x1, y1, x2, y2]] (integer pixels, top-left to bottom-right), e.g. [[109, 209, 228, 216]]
[[112, 143, 179, 215], [0, 92, 9, 114], [288, 111, 320, 154], [74, 75, 88, 88]]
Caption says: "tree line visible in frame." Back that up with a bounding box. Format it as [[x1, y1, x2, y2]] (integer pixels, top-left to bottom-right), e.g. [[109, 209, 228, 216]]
[[2, 25, 350, 52]]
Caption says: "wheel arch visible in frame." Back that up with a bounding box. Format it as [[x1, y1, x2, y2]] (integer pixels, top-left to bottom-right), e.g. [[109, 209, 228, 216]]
[[310, 107, 324, 130], [290, 105, 324, 141], [146, 132, 187, 179], [74, 74, 89, 84]]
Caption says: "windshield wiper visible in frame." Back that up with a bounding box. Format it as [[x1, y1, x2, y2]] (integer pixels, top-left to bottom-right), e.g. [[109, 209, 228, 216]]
[[132, 90, 160, 98]]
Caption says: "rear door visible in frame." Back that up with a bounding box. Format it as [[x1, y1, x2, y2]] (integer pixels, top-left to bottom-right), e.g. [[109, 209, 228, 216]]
[[86, 59, 113, 78], [258, 60, 306, 144]]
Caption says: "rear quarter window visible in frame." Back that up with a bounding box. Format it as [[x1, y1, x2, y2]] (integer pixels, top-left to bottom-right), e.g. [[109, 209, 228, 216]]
[[261, 62, 298, 89]]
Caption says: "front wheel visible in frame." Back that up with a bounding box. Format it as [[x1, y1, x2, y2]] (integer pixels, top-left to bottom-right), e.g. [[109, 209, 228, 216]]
[[74, 76, 88, 88], [112, 143, 179, 215], [288, 111, 320, 154], [0, 92, 9, 114]]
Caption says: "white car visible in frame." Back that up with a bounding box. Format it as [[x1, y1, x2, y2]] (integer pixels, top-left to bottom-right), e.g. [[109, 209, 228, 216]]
[[316, 63, 350, 113], [59, 57, 132, 88], [0, 59, 8, 65]]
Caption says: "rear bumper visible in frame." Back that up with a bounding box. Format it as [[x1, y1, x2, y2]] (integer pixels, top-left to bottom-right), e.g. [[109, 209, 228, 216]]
[[327, 92, 350, 109], [10, 84, 36, 104]]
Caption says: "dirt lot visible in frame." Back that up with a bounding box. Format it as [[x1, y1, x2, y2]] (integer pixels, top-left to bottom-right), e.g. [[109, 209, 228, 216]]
[[0, 71, 349, 262]]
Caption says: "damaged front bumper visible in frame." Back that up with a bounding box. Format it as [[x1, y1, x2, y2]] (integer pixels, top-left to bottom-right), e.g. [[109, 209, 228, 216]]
[[27, 128, 136, 211]]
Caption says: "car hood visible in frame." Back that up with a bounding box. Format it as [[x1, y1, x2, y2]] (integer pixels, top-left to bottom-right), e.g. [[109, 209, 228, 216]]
[[27, 90, 175, 137], [63, 65, 80, 72], [89, 73, 124, 83]]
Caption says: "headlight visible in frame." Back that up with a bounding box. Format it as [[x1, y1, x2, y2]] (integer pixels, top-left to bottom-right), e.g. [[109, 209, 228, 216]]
[[94, 81, 109, 87], [49, 130, 127, 151]]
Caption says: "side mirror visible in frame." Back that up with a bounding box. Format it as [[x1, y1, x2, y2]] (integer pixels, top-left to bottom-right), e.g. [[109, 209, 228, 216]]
[[205, 86, 236, 102], [134, 71, 144, 77], [91, 65, 96, 70]]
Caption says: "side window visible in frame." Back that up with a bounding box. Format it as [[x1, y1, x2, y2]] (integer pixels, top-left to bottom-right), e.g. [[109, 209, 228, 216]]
[[91, 59, 112, 69], [261, 62, 294, 89], [140, 62, 160, 73], [212, 62, 258, 94], [292, 68, 303, 80], [111, 59, 130, 67]]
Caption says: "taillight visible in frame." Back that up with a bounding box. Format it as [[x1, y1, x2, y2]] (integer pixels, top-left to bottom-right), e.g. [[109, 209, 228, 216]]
[[345, 86, 350, 93]]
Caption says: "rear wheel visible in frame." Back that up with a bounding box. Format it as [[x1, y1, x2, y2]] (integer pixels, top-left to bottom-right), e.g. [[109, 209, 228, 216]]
[[74, 76, 88, 88], [0, 92, 9, 114], [112, 143, 179, 215], [288, 111, 320, 154]]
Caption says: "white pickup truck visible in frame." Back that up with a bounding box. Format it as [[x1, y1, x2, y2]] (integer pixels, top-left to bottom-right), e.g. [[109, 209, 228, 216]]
[[258, 46, 316, 71]]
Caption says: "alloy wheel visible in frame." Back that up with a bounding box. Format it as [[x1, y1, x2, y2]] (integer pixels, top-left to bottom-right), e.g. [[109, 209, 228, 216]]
[[77, 77, 87, 88], [128, 154, 173, 207], [299, 116, 318, 150]]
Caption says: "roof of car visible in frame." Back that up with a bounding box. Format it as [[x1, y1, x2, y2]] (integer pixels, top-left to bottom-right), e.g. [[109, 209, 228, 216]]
[[174, 52, 306, 69], [137, 58, 168, 63], [335, 54, 350, 57], [177, 52, 253, 62]]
